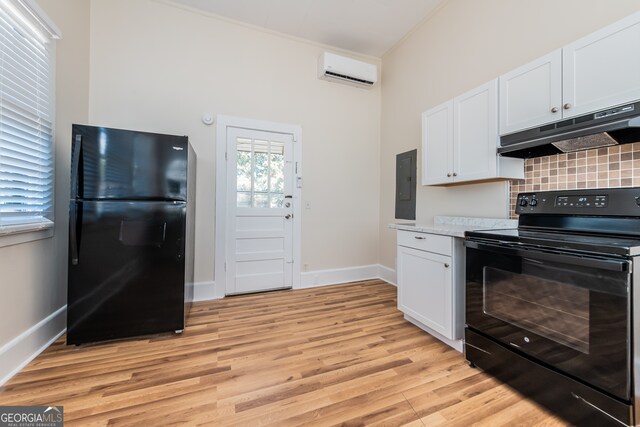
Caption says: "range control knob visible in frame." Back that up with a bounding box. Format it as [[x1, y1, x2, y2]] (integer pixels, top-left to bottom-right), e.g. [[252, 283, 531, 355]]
[[636, 197, 640, 207], [519, 198, 528, 207], [529, 199, 538, 207]]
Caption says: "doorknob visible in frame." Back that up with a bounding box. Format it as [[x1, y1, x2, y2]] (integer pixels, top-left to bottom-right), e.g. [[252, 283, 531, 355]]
[[285, 214, 292, 219]]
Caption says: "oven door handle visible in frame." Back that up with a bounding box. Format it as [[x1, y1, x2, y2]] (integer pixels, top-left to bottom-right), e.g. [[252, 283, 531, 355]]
[[465, 240, 630, 272]]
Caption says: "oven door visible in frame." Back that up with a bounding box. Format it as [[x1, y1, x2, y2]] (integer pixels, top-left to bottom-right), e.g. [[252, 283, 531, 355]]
[[465, 240, 631, 401]]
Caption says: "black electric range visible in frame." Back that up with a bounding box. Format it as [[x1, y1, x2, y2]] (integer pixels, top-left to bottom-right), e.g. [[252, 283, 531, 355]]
[[464, 187, 640, 427]]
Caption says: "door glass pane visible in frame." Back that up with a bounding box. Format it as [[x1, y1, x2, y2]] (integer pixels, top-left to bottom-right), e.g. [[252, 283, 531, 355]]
[[270, 193, 284, 208], [253, 193, 269, 208], [237, 192, 251, 208], [236, 137, 287, 208], [254, 140, 269, 192], [236, 140, 252, 192], [270, 142, 285, 195]]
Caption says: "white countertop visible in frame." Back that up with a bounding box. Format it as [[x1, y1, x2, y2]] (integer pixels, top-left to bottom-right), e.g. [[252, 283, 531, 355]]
[[389, 216, 517, 238]]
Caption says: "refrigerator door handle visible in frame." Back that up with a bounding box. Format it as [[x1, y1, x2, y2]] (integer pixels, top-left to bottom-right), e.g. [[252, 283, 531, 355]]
[[70, 202, 79, 265], [70, 134, 82, 198]]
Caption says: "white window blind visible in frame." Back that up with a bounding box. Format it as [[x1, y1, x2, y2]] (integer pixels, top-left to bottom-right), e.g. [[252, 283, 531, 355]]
[[0, 0, 59, 235]]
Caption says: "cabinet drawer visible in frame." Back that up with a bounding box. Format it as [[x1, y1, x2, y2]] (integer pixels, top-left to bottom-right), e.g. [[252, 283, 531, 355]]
[[397, 230, 452, 256]]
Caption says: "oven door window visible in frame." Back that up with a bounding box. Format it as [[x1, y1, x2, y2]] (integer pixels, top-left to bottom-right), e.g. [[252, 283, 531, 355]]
[[483, 261, 590, 354], [466, 244, 631, 401]]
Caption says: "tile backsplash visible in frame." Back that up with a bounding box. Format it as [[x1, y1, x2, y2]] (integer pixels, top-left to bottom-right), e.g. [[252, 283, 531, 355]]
[[509, 142, 640, 217]]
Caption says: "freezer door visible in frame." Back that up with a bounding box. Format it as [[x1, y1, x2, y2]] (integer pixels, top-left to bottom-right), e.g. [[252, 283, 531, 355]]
[[71, 124, 188, 200], [67, 201, 187, 345]]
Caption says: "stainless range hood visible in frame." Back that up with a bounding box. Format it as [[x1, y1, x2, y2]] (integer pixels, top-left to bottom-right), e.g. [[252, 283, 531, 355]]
[[498, 102, 640, 158]]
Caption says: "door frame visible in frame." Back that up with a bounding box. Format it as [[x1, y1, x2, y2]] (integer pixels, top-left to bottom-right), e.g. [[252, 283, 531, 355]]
[[215, 115, 302, 297]]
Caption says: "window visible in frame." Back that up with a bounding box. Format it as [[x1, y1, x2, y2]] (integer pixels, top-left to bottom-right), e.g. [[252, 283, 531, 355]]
[[236, 138, 285, 208], [0, 0, 59, 236]]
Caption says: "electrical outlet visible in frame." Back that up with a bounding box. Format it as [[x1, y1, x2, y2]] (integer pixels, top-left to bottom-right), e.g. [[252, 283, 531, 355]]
[[305, 201, 311, 210]]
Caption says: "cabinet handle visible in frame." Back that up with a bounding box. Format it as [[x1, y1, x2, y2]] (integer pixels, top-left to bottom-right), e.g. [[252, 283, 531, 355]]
[[447, 173, 452, 177], [453, 172, 457, 177], [551, 107, 559, 113], [444, 263, 450, 268], [414, 236, 426, 240], [564, 103, 572, 110]]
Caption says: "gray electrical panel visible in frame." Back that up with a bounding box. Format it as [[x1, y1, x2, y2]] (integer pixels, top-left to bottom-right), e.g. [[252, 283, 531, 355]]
[[395, 149, 416, 220]]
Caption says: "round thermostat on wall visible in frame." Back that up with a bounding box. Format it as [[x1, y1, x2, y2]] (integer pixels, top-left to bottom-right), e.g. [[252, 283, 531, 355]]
[[201, 113, 214, 126]]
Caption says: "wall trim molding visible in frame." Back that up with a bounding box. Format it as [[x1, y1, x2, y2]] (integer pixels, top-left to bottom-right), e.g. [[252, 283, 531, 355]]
[[378, 264, 397, 286], [298, 264, 397, 289], [193, 281, 221, 302], [0, 305, 66, 387], [197, 265, 398, 300], [156, 0, 382, 63]]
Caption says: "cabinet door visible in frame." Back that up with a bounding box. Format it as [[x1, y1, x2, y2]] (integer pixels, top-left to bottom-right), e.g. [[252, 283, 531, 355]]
[[453, 79, 498, 182], [397, 245, 453, 339], [563, 12, 640, 118], [499, 50, 562, 135], [421, 100, 454, 185]]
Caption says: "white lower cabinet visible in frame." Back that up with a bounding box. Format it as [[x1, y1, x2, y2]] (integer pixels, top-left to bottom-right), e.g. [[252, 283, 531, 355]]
[[396, 230, 464, 350]]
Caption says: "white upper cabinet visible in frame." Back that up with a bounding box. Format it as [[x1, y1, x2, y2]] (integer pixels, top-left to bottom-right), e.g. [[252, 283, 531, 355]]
[[422, 101, 454, 185], [500, 11, 640, 135], [563, 13, 640, 118], [499, 50, 562, 135], [422, 79, 523, 186], [454, 80, 499, 182]]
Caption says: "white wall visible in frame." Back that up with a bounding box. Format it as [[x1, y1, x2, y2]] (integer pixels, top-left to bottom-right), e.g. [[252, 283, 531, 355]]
[[0, 0, 90, 384], [379, 0, 640, 268], [88, 0, 382, 293]]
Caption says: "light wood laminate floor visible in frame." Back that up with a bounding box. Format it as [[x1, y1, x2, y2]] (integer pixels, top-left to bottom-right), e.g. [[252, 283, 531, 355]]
[[0, 280, 566, 426]]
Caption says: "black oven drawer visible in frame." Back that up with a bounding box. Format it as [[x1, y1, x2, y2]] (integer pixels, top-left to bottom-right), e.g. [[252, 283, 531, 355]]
[[466, 328, 632, 427]]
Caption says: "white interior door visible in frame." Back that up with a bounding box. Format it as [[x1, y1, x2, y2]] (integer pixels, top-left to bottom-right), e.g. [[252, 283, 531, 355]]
[[226, 128, 294, 295]]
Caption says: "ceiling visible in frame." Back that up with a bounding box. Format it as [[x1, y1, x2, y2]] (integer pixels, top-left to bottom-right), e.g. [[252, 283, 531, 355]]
[[171, 0, 445, 57]]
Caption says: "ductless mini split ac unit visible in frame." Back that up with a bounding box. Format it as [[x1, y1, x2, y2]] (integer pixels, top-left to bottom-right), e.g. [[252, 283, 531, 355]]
[[317, 52, 378, 89]]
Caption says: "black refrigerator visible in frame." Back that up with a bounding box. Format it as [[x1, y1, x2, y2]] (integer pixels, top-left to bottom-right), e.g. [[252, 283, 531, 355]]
[[67, 124, 196, 345]]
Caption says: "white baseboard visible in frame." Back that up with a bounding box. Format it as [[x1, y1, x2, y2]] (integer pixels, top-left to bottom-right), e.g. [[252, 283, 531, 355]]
[[193, 281, 220, 302], [299, 264, 380, 289], [196, 265, 397, 299], [0, 306, 67, 387], [378, 264, 397, 286]]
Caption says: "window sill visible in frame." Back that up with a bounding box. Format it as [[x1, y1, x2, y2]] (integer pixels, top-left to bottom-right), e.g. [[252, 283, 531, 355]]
[[0, 223, 55, 248]]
